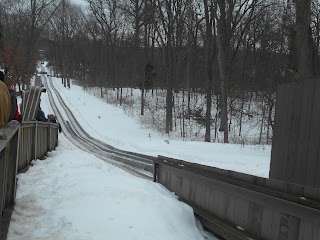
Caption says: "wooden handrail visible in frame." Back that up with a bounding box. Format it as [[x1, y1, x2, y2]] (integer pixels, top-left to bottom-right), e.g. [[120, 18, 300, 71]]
[[0, 120, 59, 240]]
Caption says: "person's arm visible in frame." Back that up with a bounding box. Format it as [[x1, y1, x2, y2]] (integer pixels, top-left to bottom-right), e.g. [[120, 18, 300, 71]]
[[9, 93, 16, 121], [14, 105, 21, 122], [37, 108, 48, 122]]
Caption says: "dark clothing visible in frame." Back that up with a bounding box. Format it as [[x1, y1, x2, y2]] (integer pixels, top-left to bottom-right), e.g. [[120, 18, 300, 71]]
[[48, 114, 62, 133], [37, 108, 48, 122], [0, 71, 4, 82], [58, 123, 62, 133], [38, 110, 62, 133]]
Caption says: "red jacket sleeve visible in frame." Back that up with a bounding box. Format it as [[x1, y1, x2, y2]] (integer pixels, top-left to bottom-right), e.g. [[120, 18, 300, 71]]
[[14, 105, 21, 121]]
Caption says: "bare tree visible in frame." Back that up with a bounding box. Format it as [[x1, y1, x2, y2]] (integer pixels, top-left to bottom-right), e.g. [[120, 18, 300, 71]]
[[203, 0, 216, 142], [25, 0, 61, 85], [293, 0, 314, 78], [87, 0, 119, 88], [119, 0, 147, 114], [155, 0, 176, 133], [215, 0, 267, 143]]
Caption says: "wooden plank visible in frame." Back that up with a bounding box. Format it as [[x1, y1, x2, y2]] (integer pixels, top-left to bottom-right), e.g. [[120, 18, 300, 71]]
[[165, 170, 171, 190], [224, 194, 235, 224], [286, 81, 303, 183], [189, 181, 201, 206], [0, 207, 13, 240], [187, 177, 195, 204], [261, 208, 275, 240], [2, 149, 8, 211], [216, 191, 227, 219], [158, 165, 165, 184], [272, 211, 281, 240], [158, 161, 320, 220], [201, 185, 211, 210], [229, 171, 256, 184], [313, 224, 320, 240], [247, 202, 263, 238], [174, 175, 183, 195], [158, 156, 312, 208], [211, 188, 220, 218], [306, 78, 320, 189], [206, 188, 217, 213], [0, 151, 6, 216], [193, 205, 256, 240], [295, 79, 315, 186], [278, 213, 300, 240], [286, 183, 304, 197], [316, 149, 320, 190], [270, 83, 288, 179], [156, 158, 320, 240], [303, 186, 320, 202], [213, 191, 236, 224], [0, 122, 20, 148], [287, 215, 300, 240], [5, 142, 14, 206], [298, 220, 313, 240], [269, 85, 282, 178], [181, 175, 190, 201], [265, 178, 288, 192], [280, 84, 295, 181], [195, 182, 204, 209], [234, 198, 249, 231]]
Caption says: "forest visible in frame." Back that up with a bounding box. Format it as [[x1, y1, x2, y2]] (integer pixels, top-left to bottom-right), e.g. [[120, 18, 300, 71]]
[[0, 0, 319, 144]]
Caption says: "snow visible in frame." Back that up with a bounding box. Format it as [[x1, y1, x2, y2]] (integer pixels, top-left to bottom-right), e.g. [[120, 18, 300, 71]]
[[45, 77, 271, 178], [8, 63, 271, 239], [9, 137, 213, 240]]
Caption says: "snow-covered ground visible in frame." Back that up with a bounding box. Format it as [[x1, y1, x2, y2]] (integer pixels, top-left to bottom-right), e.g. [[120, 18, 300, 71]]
[[44, 76, 271, 178], [8, 137, 215, 240], [8, 65, 271, 239]]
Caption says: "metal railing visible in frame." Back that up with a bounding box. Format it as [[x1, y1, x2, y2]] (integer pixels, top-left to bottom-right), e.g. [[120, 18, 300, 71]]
[[0, 121, 59, 240]]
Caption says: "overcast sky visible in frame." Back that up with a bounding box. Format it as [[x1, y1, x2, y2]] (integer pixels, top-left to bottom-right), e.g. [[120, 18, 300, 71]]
[[69, 0, 87, 6]]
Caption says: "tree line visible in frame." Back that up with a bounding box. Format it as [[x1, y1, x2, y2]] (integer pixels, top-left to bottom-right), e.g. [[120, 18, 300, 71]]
[[0, 0, 318, 143]]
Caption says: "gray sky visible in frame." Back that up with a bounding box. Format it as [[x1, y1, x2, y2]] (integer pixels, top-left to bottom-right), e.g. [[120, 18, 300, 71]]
[[69, 0, 87, 6]]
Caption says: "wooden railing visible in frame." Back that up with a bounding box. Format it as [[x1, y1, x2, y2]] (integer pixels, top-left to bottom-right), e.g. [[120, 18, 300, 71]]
[[270, 78, 320, 189], [0, 121, 59, 240], [154, 156, 320, 240], [18, 122, 59, 171]]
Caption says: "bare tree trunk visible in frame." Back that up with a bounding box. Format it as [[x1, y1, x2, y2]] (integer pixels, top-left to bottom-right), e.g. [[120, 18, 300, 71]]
[[217, 0, 230, 143], [259, 103, 266, 144], [294, 0, 314, 77], [141, 85, 145, 115], [185, 0, 192, 118], [204, 0, 215, 142], [165, 0, 174, 133], [239, 93, 245, 137], [141, 15, 149, 116], [214, 96, 219, 142], [182, 89, 185, 139]]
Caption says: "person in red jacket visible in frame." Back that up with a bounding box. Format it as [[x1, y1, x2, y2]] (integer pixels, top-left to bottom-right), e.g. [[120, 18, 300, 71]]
[[7, 81, 21, 122]]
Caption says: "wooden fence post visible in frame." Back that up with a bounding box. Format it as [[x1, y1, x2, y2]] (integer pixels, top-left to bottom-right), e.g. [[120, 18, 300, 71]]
[[153, 162, 158, 182], [34, 122, 38, 160], [48, 123, 51, 151]]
